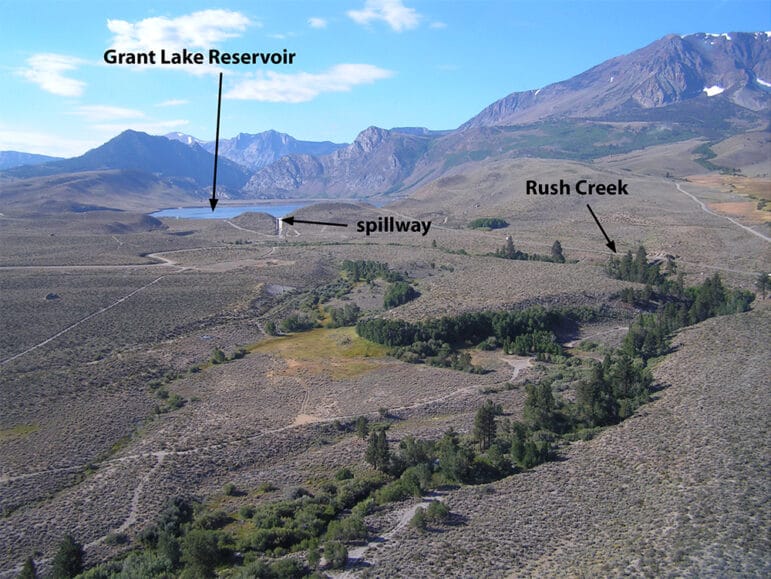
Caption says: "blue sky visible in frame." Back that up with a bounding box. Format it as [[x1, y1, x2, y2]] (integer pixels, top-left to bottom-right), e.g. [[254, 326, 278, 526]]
[[1, 0, 769, 156]]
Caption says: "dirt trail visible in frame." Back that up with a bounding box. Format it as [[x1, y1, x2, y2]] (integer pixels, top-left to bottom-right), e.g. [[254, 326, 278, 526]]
[[0, 245, 279, 366], [502, 356, 533, 380], [224, 219, 278, 237], [334, 492, 448, 577], [0, 272, 184, 366], [674, 182, 770, 243]]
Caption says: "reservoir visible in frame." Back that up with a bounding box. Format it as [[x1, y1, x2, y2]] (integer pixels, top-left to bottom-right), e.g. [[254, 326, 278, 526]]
[[151, 202, 309, 220]]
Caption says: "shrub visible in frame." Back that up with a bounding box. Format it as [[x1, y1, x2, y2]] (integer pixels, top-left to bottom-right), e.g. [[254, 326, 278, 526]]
[[210, 348, 226, 364], [326, 515, 368, 542], [426, 500, 450, 523], [324, 540, 348, 569], [279, 313, 315, 333], [410, 507, 427, 531], [104, 532, 129, 546], [239, 505, 255, 519], [181, 530, 223, 576], [335, 467, 354, 481]]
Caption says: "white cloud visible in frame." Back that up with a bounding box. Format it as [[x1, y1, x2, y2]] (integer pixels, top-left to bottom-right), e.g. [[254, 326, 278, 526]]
[[70, 105, 145, 122], [107, 10, 252, 51], [18, 53, 86, 97], [225, 64, 394, 103], [0, 126, 99, 157], [308, 17, 328, 29], [156, 99, 189, 107], [105, 9, 252, 75], [347, 0, 421, 32]]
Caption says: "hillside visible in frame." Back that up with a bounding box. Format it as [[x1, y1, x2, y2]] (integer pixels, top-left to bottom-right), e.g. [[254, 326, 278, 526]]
[[462, 32, 771, 128], [364, 307, 771, 576]]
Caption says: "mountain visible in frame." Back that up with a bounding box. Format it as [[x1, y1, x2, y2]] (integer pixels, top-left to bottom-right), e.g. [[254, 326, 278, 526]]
[[461, 32, 771, 128], [205, 131, 345, 171], [241, 126, 435, 198], [165, 130, 346, 171], [164, 132, 206, 147], [4, 32, 768, 210], [0, 151, 62, 170], [4, 130, 251, 193], [238, 32, 771, 199]]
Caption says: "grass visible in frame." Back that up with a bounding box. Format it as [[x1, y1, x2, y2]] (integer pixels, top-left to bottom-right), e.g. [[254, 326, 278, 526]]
[[250, 327, 389, 379], [0, 423, 39, 442]]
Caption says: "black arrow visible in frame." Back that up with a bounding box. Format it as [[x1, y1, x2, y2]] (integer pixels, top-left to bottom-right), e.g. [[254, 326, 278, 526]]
[[586, 204, 617, 253], [209, 72, 223, 212], [282, 216, 348, 228]]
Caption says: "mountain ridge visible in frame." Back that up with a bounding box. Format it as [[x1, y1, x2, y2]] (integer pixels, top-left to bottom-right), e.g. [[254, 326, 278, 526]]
[[2, 31, 769, 210]]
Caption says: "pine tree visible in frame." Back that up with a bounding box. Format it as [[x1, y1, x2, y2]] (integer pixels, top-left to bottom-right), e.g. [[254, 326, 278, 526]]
[[756, 272, 769, 299], [473, 400, 499, 450], [365, 429, 390, 472], [523, 382, 556, 431], [355, 415, 369, 439], [550, 240, 565, 263], [18, 557, 36, 579], [51, 535, 83, 578]]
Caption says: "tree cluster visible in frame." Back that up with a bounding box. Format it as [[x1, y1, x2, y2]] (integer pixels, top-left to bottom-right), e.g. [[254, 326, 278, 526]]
[[341, 259, 404, 282], [604, 245, 663, 285], [325, 303, 361, 328], [383, 281, 420, 309], [468, 217, 509, 230], [493, 237, 567, 263]]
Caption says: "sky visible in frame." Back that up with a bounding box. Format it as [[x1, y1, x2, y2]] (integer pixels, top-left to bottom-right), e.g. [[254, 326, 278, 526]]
[[1, 0, 769, 157]]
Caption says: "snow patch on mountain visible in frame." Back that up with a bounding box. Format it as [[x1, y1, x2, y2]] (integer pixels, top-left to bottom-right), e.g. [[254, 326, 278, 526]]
[[703, 85, 725, 97]]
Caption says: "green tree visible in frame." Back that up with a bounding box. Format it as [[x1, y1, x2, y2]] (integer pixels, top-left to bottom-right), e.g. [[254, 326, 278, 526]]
[[384, 281, 419, 309], [181, 530, 221, 578], [550, 240, 565, 263], [756, 272, 769, 299], [355, 416, 369, 439], [523, 382, 556, 431], [436, 428, 473, 482], [307, 539, 321, 570], [323, 540, 348, 569], [50, 535, 84, 579], [17, 557, 36, 579], [365, 429, 390, 472], [575, 363, 618, 427], [473, 400, 500, 451], [264, 320, 278, 336]]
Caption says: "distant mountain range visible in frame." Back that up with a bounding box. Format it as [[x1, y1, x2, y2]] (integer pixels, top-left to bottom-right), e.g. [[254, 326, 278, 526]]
[[0, 151, 62, 171], [4, 130, 251, 192], [166, 130, 346, 171], [2, 31, 768, 212]]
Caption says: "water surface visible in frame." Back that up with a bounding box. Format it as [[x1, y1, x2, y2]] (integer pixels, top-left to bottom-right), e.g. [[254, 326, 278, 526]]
[[151, 203, 309, 220]]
